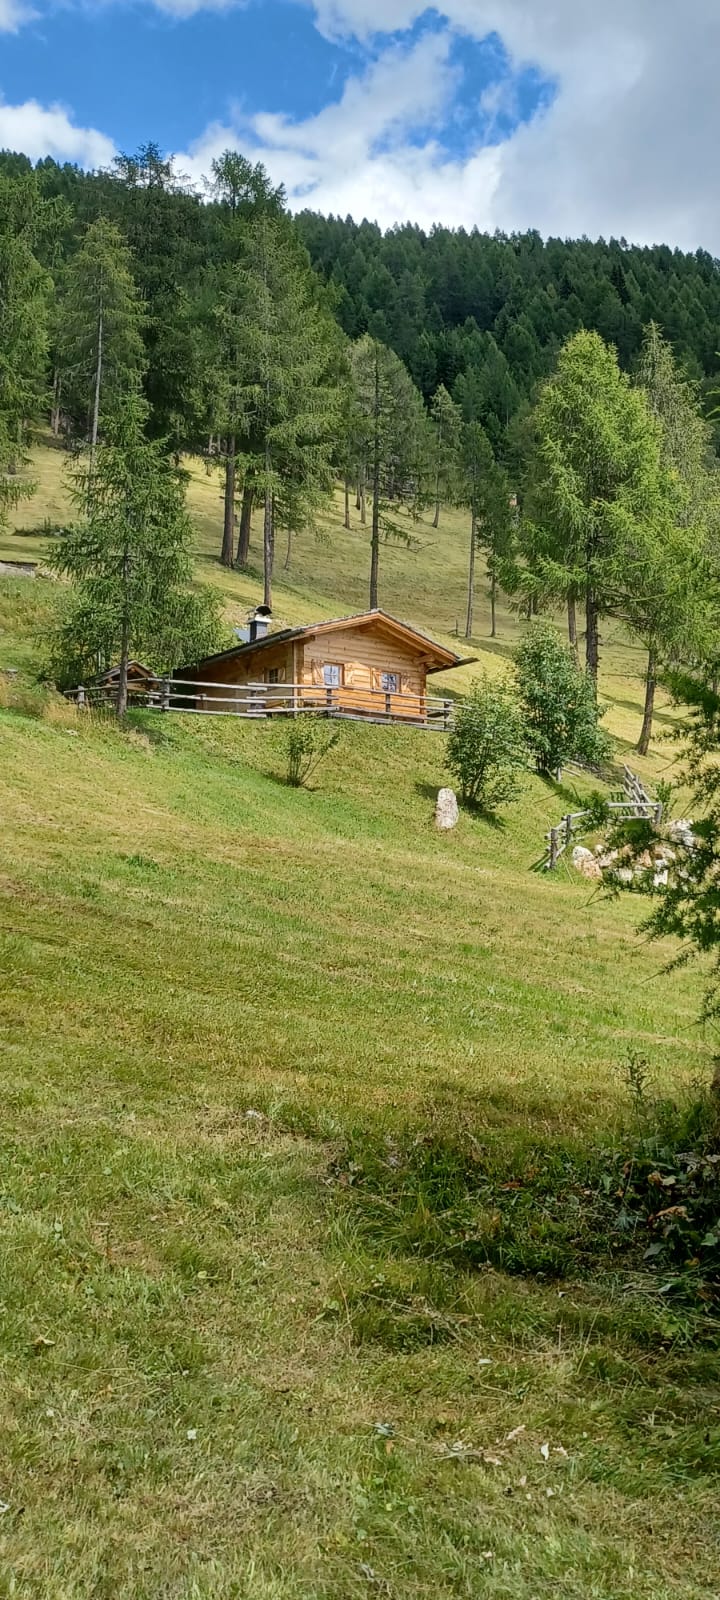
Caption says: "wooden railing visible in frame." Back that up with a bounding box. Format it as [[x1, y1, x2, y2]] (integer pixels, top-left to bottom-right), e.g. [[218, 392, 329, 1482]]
[[544, 765, 662, 869], [65, 676, 456, 730]]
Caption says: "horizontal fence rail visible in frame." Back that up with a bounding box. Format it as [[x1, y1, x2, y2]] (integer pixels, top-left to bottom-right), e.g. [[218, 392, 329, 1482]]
[[544, 766, 662, 870], [65, 677, 456, 730]]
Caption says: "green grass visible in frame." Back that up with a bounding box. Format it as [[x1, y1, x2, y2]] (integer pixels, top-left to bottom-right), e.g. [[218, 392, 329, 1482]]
[[0, 454, 717, 1596]]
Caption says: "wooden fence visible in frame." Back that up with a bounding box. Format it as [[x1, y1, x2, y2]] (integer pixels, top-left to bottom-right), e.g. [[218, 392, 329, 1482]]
[[544, 765, 662, 870], [65, 676, 456, 730]]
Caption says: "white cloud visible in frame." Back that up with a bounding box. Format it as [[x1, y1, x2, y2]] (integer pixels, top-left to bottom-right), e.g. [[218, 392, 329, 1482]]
[[0, 0, 35, 29], [0, 98, 117, 168], [282, 0, 720, 251]]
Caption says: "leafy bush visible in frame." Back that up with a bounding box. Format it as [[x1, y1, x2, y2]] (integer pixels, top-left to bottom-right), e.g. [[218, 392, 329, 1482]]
[[280, 714, 340, 788], [446, 675, 527, 812], [515, 620, 611, 775]]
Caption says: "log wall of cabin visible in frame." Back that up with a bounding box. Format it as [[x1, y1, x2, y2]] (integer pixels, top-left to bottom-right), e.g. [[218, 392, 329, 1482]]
[[300, 627, 427, 716]]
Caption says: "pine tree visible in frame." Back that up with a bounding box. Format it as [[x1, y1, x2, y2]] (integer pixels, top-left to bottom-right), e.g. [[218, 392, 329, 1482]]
[[349, 335, 428, 608], [55, 218, 145, 447], [49, 394, 223, 714]]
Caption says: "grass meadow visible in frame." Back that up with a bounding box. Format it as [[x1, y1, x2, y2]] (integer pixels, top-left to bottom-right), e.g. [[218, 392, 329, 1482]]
[[0, 443, 717, 1597]]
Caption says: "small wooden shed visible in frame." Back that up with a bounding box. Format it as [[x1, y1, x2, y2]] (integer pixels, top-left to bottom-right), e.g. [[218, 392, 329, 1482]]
[[173, 609, 472, 726]]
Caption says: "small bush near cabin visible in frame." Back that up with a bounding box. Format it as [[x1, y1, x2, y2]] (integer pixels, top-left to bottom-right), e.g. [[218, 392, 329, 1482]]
[[280, 714, 341, 788], [446, 675, 526, 812], [515, 620, 611, 775]]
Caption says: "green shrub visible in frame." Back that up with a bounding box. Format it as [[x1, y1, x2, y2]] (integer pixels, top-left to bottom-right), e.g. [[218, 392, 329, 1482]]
[[515, 620, 611, 775], [280, 714, 340, 788], [446, 674, 526, 811]]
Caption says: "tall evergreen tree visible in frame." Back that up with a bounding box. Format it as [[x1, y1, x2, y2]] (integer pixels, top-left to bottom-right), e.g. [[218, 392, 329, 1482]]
[[428, 383, 461, 528], [49, 394, 223, 714], [232, 214, 343, 607], [526, 330, 670, 683], [55, 217, 145, 447], [631, 322, 719, 752], [0, 170, 51, 521], [349, 335, 428, 608]]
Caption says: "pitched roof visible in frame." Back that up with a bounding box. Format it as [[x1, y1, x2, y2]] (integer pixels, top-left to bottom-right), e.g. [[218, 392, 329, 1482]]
[[173, 609, 474, 678]]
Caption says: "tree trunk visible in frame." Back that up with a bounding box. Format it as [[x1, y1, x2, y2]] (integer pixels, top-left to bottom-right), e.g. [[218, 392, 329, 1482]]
[[637, 644, 657, 757], [567, 590, 577, 651], [359, 464, 366, 526], [465, 514, 476, 640], [432, 471, 440, 530], [51, 370, 61, 436], [236, 484, 253, 566], [263, 480, 274, 610], [490, 568, 497, 638], [91, 304, 103, 453], [221, 437, 236, 567], [356, 478, 362, 511], [116, 548, 130, 720], [585, 587, 599, 685], [344, 477, 351, 530], [284, 524, 292, 571]]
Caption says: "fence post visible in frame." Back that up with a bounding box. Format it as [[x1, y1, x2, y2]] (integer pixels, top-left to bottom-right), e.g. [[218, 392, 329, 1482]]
[[547, 827, 558, 870], [655, 801, 664, 827], [443, 699, 451, 730], [161, 677, 170, 712], [77, 684, 86, 709]]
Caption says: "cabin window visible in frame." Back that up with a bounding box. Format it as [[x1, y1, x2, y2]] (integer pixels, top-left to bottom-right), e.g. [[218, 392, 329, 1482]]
[[266, 668, 279, 684], [380, 672, 400, 693], [322, 663, 343, 687]]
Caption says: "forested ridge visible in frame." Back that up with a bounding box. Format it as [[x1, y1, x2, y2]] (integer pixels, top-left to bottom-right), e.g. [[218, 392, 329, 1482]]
[[4, 145, 720, 458], [3, 141, 720, 748]]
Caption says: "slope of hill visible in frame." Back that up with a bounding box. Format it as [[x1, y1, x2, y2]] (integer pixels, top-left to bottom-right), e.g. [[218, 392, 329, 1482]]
[[0, 452, 717, 1597]]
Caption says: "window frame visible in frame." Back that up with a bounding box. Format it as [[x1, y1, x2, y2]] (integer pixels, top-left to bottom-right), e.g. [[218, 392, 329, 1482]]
[[380, 671, 401, 694], [322, 662, 343, 688], [266, 667, 280, 685]]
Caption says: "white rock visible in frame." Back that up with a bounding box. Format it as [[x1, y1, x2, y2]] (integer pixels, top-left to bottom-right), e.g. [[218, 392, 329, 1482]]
[[668, 820, 696, 850], [653, 870, 669, 888], [571, 845, 602, 881], [617, 868, 634, 886], [435, 787, 459, 831]]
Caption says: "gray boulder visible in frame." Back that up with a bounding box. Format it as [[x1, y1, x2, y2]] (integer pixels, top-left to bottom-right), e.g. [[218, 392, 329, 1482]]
[[435, 787, 459, 831]]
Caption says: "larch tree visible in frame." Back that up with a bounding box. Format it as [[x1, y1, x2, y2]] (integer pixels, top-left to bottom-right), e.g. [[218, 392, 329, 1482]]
[[458, 419, 514, 640], [206, 151, 285, 568], [0, 171, 51, 523], [349, 334, 428, 609], [429, 383, 461, 529], [526, 330, 671, 685], [55, 217, 145, 449], [631, 322, 720, 752], [48, 393, 223, 715], [232, 214, 343, 608]]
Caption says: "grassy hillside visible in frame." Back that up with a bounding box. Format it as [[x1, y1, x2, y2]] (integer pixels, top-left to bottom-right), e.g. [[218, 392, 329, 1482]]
[[0, 451, 718, 1597]]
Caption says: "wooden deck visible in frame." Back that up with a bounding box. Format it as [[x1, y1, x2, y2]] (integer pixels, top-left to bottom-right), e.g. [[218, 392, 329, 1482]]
[[66, 677, 456, 730]]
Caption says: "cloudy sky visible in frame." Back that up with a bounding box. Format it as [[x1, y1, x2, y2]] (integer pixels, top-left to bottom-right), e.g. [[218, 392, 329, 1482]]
[[0, 0, 716, 249]]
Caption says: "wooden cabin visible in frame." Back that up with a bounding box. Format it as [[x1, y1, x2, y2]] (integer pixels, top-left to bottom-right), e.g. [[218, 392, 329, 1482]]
[[172, 609, 472, 727]]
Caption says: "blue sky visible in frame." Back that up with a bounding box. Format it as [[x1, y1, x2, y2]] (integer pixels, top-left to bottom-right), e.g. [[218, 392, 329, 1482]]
[[1, 3, 550, 163], [0, 1, 717, 251]]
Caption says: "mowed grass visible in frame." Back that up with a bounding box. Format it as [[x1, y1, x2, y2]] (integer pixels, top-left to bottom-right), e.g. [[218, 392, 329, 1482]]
[[0, 452, 718, 1595]]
